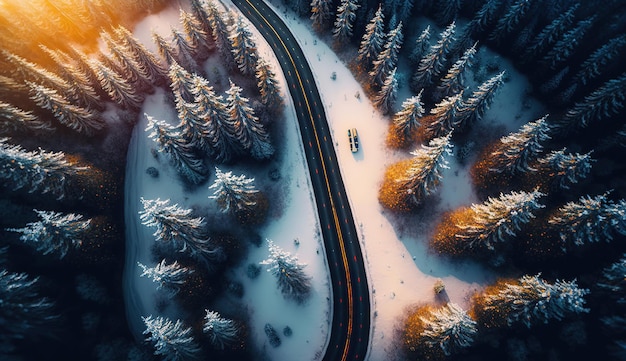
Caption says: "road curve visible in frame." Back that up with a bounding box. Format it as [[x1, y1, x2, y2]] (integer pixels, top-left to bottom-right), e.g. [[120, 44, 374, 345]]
[[230, 1, 371, 360]]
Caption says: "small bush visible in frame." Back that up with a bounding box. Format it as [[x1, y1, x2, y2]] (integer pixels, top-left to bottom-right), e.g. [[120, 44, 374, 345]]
[[265, 323, 281, 348]]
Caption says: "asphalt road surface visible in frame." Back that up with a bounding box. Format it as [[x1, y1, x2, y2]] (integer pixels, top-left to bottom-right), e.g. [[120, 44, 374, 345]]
[[230, 1, 371, 360]]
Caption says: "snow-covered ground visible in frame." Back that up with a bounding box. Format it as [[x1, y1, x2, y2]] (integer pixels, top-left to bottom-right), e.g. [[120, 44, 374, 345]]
[[123, 1, 546, 360]]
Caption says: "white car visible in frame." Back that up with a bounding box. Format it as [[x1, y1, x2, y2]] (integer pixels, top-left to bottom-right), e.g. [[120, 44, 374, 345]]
[[348, 128, 359, 153]]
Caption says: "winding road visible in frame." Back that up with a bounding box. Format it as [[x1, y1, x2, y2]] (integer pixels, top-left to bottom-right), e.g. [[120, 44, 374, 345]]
[[230, 0, 371, 360]]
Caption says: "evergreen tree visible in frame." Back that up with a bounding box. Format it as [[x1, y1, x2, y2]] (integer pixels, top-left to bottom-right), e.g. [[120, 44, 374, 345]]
[[146, 115, 208, 184], [102, 31, 153, 91], [67, 45, 102, 92], [0, 138, 85, 199], [538, 148, 594, 190], [203, 310, 240, 350], [598, 255, 626, 303], [374, 68, 398, 114], [225, 80, 274, 159], [356, 4, 385, 68], [522, 3, 578, 63], [173, 90, 212, 154], [180, 9, 212, 58], [139, 197, 220, 260], [0, 101, 53, 134], [142, 315, 200, 361], [488, 0, 534, 44], [169, 62, 196, 103], [436, 42, 477, 100], [138, 259, 193, 294], [170, 27, 198, 72], [488, 115, 551, 175], [411, 22, 456, 91], [1, 50, 69, 95], [455, 71, 505, 129], [561, 73, 626, 129], [539, 66, 569, 94], [542, 17, 595, 70], [153, 31, 178, 67], [8, 209, 90, 259], [332, 0, 360, 44], [575, 35, 626, 85], [189, 0, 213, 39], [408, 25, 431, 66], [466, 0, 502, 36], [260, 239, 312, 303], [205, 0, 235, 66], [370, 21, 403, 87], [209, 167, 259, 215], [114, 25, 168, 85], [423, 92, 463, 140], [475, 274, 589, 328], [435, 0, 462, 26], [90, 58, 144, 109], [255, 58, 282, 110], [310, 0, 334, 30], [230, 15, 260, 76], [420, 303, 477, 356], [390, 91, 425, 145]]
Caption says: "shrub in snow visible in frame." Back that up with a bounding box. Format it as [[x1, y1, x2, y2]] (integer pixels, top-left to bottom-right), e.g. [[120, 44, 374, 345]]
[[138, 259, 193, 295], [203, 310, 240, 350], [143, 315, 200, 361], [260, 239, 312, 303], [264, 323, 281, 348], [283, 326, 293, 337]]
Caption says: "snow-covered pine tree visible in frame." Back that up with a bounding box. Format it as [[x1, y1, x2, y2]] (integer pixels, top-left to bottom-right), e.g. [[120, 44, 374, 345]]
[[574, 35, 626, 86], [67, 45, 102, 91], [139, 197, 221, 260], [90, 58, 145, 110], [475, 274, 589, 328], [0, 138, 85, 199], [1, 50, 69, 95], [255, 58, 282, 110], [455, 71, 505, 130], [169, 62, 196, 103], [102, 32, 152, 93], [379, 134, 453, 210], [230, 15, 260, 76], [8, 209, 90, 259], [205, 0, 235, 67], [0, 101, 53, 134], [138, 259, 193, 294], [145, 115, 208, 184], [260, 239, 312, 303], [411, 22, 456, 92], [389, 91, 425, 147], [466, 0, 502, 36], [209, 167, 260, 216], [374, 68, 398, 114], [436, 42, 477, 100], [171, 27, 198, 72], [370, 22, 403, 87], [114, 25, 168, 85], [538, 148, 594, 190], [225, 80, 274, 159], [522, 3, 578, 63], [180, 9, 212, 58], [332, 0, 360, 44], [310, 0, 334, 30], [356, 4, 385, 69], [152, 31, 178, 67], [203, 310, 240, 350], [0, 269, 57, 347], [408, 25, 431, 66], [488, 115, 551, 175], [435, 0, 461, 26], [189, 0, 213, 38], [542, 17, 595, 70], [28, 82, 104, 135], [142, 315, 200, 361], [598, 254, 626, 303], [420, 303, 477, 356], [423, 92, 463, 141], [488, 0, 534, 44], [561, 73, 626, 129]]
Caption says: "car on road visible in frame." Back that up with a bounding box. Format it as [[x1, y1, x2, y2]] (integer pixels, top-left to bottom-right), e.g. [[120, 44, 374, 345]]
[[348, 128, 359, 153]]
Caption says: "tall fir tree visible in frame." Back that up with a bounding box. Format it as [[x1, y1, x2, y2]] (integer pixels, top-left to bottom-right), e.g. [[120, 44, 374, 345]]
[[542, 17, 595, 70], [255, 58, 282, 110], [90, 58, 144, 109], [152, 31, 178, 67], [423, 92, 463, 141], [205, 0, 235, 67], [574, 35, 626, 86], [310, 0, 334, 30], [411, 22, 456, 92], [1, 50, 69, 95], [101, 31, 153, 91], [332, 0, 360, 44], [436, 42, 477, 100], [8, 209, 90, 259], [173, 89, 213, 155], [193, 78, 235, 163], [538, 148, 594, 190], [209, 167, 259, 216], [189, 0, 213, 39], [168, 61, 196, 103], [374, 68, 398, 114], [260, 239, 312, 303], [0, 101, 53, 134], [114, 25, 168, 85], [203, 310, 240, 350], [370, 22, 403, 87], [389, 91, 425, 146], [138, 259, 193, 295], [419, 303, 477, 356], [408, 25, 431, 66], [466, 0, 502, 36], [180, 9, 212, 58], [488, 0, 534, 44], [435, 0, 462, 26], [356, 4, 385, 69], [455, 71, 505, 130], [230, 15, 260, 76], [142, 316, 200, 361], [522, 3, 578, 63], [170, 27, 198, 72]]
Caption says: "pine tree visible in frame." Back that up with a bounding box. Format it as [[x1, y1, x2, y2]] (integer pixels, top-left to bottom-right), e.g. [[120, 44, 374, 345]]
[[464, 0, 502, 40], [90, 58, 144, 109], [475, 274, 589, 328], [255, 58, 282, 110], [225, 80, 274, 159], [598, 255, 626, 303], [142, 315, 200, 361], [101, 30, 153, 91], [8, 209, 90, 259], [173, 90, 211, 154], [209, 167, 259, 215], [423, 92, 463, 140], [488, 0, 534, 44], [205, 0, 235, 66], [1, 50, 69, 95], [153, 31, 178, 67], [561, 73, 626, 129], [435, 0, 462, 26], [575, 35, 626, 86], [543, 17, 595, 70], [168, 62, 196, 103], [171, 27, 198, 72], [455, 71, 505, 130], [374, 68, 398, 114], [0, 101, 53, 134], [370, 22, 403, 87], [356, 4, 385, 68], [146, 115, 208, 184], [538, 148, 594, 190], [420, 303, 477, 356], [332, 0, 360, 44], [260, 239, 312, 303], [180, 9, 212, 58], [411, 22, 456, 91], [310, 0, 334, 30], [408, 25, 431, 66], [436, 42, 477, 100], [389, 91, 425, 146], [189, 0, 214, 39], [139, 197, 220, 260], [203, 310, 240, 350], [488, 115, 551, 175], [138, 259, 193, 294], [230, 15, 259, 76], [0, 138, 85, 199], [522, 3, 578, 63], [114, 25, 168, 85]]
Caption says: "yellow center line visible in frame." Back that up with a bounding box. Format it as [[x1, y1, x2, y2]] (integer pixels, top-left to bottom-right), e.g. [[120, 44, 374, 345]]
[[243, 1, 354, 359]]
